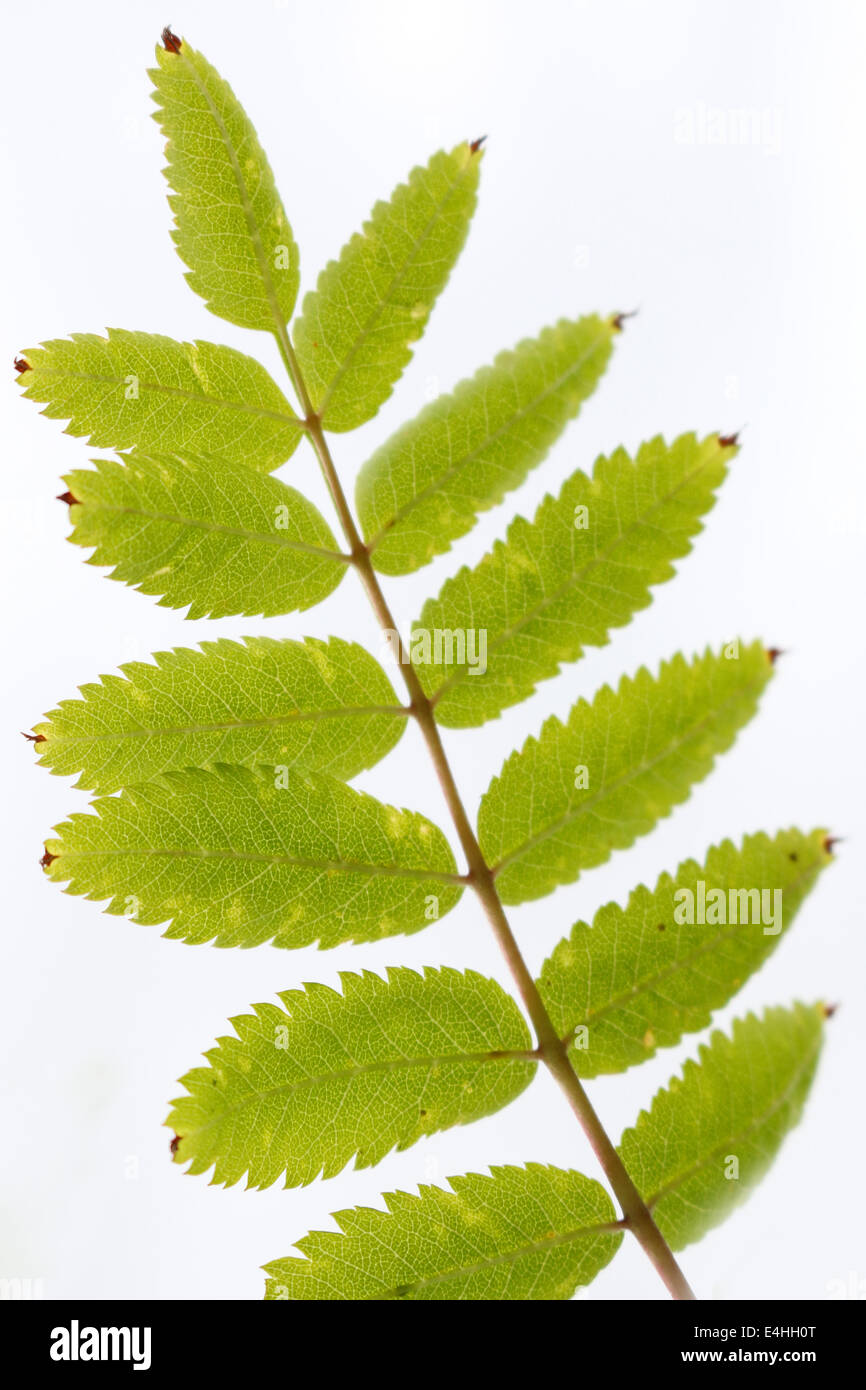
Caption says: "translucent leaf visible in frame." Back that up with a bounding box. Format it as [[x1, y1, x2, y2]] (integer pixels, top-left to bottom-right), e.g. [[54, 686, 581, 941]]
[[538, 830, 832, 1077], [169, 967, 536, 1188], [32, 637, 406, 793], [43, 764, 462, 949], [479, 643, 774, 905], [618, 1004, 825, 1251], [417, 433, 734, 726], [357, 314, 616, 574], [293, 143, 482, 431], [64, 452, 346, 619], [16, 331, 301, 472], [264, 1164, 622, 1300], [150, 40, 299, 330]]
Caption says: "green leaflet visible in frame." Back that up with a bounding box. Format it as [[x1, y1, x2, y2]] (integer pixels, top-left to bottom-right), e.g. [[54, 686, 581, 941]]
[[293, 143, 482, 431], [538, 830, 832, 1076], [480, 643, 774, 905], [43, 764, 462, 950], [418, 432, 734, 726], [64, 452, 346, 619], [32, 637, 406, 794], [169, 967, 536, 1188], [264, 1164, 622, 1300], [357, 314, 616, 575], [618, 1004, 825, 1251], [150, 40, 299, 331], [16, 331, 300, 472]]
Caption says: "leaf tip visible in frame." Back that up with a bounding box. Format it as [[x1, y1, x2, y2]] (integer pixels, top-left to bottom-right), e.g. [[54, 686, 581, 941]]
[[169, 1132, 182, 1158], [718, 428, 744, 449], [161, 25, 183, 54], [22, 731, 46, 745], [822, 1001, 840, 1019], [39, 848, 57, 870], [57, 490, 80, 507], [611, 308, 639, 333], [766, 646, 786, 666], [468, 135, 487, 155], [14, 355, 30, 374], [823, 834, 843, 857]]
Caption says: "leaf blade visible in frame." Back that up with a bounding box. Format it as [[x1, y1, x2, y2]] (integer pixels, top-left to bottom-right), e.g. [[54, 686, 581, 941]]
[[418, 432, 734, 725], [169, 967, 536, 1188], [356, 314, 616, 574], [150, 40, 299, 330], [618, 1003, 825, 1250], [479, 643, 775, 905], [264, 1164, 622, 1299], [64, 452, 346, 619], [32, 636, 406, 793], [538, 830, 832, 1076], [293, 143, 483, 431], [44, 764, 463, 949], [17, 331, 301, 472]]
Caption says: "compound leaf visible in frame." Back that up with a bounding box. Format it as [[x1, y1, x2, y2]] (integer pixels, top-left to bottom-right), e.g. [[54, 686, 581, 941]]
[[418, 432, 734, 725], [64, 452, 346, 619], [293, 143, 483, 431], [32, 636, 406, 793], [16, 331, 301, 472], [264, 1164, 622, 1300], [357, 314, 616, 574], [169, 967, 536, 1188], [618, 1003, 826, 1251], [43, 764, 462, 949], [538, 830, 832, 1076], [479, 643, 774, 905], [150, 38, 299, 330]]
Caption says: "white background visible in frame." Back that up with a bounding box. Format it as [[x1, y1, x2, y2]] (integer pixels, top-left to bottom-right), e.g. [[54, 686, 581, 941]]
[[2, 0, 864, 1302]]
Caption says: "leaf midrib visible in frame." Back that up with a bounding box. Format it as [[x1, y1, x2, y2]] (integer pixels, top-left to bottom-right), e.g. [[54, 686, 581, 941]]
[[76, 501, 347, 563], [560, 857, 824, 1047], [644, 1026, 822, 1214], [316, 153, 479, 419], [44, 703, 407, 746], [186, 1045, 535, 1138], [491, 668, 769, 882], [430, 448, 721, 705], [32, 365, 300, 429], [53, 845, 462, 885], [368, 331, 610, 550]]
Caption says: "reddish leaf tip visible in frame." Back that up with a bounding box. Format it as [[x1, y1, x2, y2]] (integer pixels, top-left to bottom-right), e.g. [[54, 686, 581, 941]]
[[14, 356, 30, 374], [822, 1002, 840, 1019], [22, 731, 46, 744], [611, 309, 639, 332], [823, 835, 844, 856], [170, 1134, 182, 1156], [766, 647, 786, 665], [40, 849, 57, 869], [161, 25, 182, 54], [56, 491, 80, 506]]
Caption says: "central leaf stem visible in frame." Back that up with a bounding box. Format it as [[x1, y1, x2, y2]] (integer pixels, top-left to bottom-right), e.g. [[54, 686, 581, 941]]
[[274, 331, 695, 1302]]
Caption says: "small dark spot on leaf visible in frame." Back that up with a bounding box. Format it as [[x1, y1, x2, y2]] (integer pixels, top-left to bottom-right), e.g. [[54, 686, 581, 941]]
[[657, 923, 666, 931], [788, 851, 798, 862], [419, 1109, 427, 1117], [162, 25, 182, 54]]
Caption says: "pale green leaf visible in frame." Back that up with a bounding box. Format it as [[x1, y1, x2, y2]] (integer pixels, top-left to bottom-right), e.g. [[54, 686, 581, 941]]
[[16, 331, 300, 472], [150, 40, 299, 330], [293, 143, 483, 431], [32, 637, 406, 793], [618, 1003, 825, 1251], [43, 764, 462, 949], [264, 1164, 622, 1300], [479, 643, 774, 905], [169, 967, 536, 1188], [417, 432, 734, 726], [357, 314, 616, 575], [64, 452, 346, 619], [538, 830, 832, 1077]]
